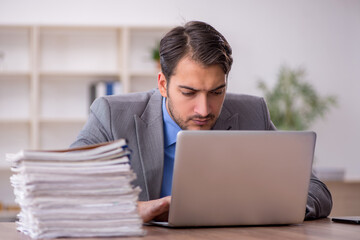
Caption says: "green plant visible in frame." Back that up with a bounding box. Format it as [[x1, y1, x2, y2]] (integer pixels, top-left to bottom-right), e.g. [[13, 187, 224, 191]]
[[151, 42, 161, 70], [151, 43, 160, 62], [258, 65, 337, 130]]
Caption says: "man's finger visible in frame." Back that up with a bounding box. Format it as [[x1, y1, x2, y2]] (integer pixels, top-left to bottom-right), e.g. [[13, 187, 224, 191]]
[[138, 197, 171, 223]]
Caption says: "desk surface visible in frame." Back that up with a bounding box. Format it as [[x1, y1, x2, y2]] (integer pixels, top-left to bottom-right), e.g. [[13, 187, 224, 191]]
[[1, 218, 359, 240]]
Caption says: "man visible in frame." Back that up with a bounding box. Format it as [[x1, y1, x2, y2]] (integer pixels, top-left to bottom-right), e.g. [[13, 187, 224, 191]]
[[71, 21, 332, 223]]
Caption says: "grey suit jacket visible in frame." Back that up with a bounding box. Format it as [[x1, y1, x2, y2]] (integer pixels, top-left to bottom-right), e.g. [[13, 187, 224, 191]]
[[71, 89, 332, 220]]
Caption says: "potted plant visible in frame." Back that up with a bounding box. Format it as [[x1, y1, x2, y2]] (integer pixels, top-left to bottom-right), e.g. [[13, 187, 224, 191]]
[[258, 65, 337, 130], [151, 43, 161, 71]]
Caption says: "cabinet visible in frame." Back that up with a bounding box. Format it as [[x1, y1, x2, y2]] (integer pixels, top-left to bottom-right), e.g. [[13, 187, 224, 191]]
[[0, 25, 171, 168]]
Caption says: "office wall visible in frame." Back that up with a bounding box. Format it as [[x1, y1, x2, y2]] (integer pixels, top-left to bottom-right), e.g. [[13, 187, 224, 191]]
[[1, 0, 359, 180]]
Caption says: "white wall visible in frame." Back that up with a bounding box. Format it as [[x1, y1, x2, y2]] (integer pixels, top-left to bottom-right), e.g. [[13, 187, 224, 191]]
[[1, 0, 359, 180]]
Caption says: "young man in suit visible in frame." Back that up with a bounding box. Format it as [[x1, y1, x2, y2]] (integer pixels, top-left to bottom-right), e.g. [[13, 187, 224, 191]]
[[71, 21, 332, 223]]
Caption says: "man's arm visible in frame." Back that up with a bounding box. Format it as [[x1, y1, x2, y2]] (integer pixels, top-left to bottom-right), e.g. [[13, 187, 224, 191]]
[[305, 172, 333, 219], [261, 97, 333, 219], [70, 97, 114, 148]]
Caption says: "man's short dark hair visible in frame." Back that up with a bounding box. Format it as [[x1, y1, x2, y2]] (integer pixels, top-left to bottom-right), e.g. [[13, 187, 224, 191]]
[[160, 21, 233, 82]]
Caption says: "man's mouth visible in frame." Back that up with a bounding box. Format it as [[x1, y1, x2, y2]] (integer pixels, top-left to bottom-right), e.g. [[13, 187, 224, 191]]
[[192, 119, 210, 126]]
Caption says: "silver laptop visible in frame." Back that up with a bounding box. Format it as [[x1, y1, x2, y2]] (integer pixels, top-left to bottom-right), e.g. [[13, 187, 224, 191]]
[[154, 130, 316, 227]]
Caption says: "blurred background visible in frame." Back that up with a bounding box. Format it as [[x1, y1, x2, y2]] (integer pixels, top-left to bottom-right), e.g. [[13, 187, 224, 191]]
[[0, 0, 359, 220]]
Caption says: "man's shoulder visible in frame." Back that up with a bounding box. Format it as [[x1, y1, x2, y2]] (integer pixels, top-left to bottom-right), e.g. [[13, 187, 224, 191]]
[[103, 89, 160, 105], [90, 88, 162, 117], [224, 92, 264, 106], [220, 92, 273, 130], [222, 92, 267, 117]]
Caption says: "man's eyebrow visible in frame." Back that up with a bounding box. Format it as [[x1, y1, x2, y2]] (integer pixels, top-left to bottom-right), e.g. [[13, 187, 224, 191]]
[[210, 84, 226, 91], [178, 85, 199, 91], [178, 84, 226, 92]]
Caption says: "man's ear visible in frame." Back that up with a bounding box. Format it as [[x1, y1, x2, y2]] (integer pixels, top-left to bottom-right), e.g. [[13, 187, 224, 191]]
[[158, 72, 168, 98]]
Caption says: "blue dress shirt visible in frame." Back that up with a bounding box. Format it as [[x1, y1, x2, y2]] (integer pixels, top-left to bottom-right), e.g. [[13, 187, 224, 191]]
[[160, 97, 182, 197]]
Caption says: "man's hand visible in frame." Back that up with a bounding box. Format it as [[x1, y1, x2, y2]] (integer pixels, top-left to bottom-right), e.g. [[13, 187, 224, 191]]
[[137, 196, 171, 223]]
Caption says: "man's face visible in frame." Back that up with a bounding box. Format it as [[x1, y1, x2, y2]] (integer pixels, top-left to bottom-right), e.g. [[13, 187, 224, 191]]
[[158, 56, 227, 130]]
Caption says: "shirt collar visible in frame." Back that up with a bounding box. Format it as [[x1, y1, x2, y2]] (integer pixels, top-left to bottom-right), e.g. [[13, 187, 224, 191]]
[[162, 97, 182, 147]]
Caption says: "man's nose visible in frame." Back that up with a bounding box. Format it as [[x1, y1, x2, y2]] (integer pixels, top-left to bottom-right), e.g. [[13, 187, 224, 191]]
[[194, 94, 210, 117]]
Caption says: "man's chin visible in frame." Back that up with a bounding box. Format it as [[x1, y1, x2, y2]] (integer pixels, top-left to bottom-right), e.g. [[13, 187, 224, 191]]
[[185, 125, 213, 131]]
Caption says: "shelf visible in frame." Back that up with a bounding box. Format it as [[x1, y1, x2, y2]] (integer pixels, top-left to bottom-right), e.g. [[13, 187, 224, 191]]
[[40, 78, 94, 119], [0, 25, 30, 29], [130, 76, 158, 93], [40, 117, 87, 123], [39, 71, 120, 78], [39, 28, 119, 73], [130, 70, 159, 78], [128, 25, 173, 31], [0, 24, 171, 153], [0, 118, 30, 124], [40, 121, 86, 149], [0, 77, 30, 119], [39, 25, 119, 31], [0, 27, 30, 72], [0, 71, 31, 78], [0, 123, 29, 168], [129, 28, 168, 74]]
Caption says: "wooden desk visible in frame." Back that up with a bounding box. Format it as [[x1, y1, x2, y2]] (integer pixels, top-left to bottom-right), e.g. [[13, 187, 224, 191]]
[[0, 218, 359, 240]]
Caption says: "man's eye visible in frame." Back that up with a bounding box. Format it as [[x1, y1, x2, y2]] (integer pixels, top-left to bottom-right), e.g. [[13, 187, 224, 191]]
[[211, 91, 223, 95], [182, 92, 195, 96]]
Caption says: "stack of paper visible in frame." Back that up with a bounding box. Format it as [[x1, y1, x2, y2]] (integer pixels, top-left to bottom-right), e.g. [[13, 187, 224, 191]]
[[7, 139, 144, 239]]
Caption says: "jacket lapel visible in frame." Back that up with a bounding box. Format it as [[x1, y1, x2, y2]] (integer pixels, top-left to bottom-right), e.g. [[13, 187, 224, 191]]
[[133, 91, 240, 200], [212, 104, 239, 130], [134, 90, 164, 200]]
